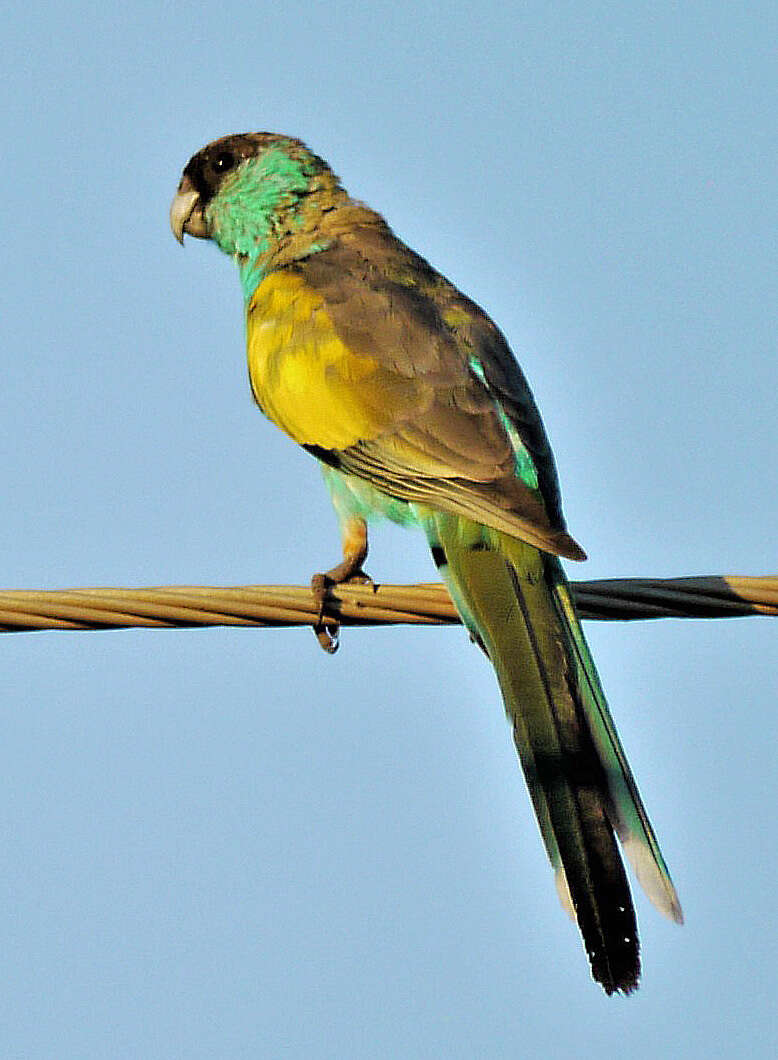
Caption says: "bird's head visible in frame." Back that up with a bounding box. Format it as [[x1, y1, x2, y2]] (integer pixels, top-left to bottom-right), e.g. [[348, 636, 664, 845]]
[[170, 133, 332, 259]]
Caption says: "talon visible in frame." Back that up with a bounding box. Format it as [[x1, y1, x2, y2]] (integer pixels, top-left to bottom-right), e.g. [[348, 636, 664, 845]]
[[311, 572, 341, 654], [315, 622, 340, 653], [311, 572, 331, 625], [342, 568, 376, 591], [309, 515, 370, 654]]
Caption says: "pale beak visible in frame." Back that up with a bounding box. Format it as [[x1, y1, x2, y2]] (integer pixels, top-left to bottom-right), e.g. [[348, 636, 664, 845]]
[[169, 175, 209, 244]]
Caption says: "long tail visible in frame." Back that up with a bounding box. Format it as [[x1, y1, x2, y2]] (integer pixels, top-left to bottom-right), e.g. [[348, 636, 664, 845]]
[[419, 510, 682, 994]]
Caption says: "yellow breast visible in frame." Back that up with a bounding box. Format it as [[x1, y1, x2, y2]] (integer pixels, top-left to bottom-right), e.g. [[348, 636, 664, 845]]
[[246, 270, 422, 451]]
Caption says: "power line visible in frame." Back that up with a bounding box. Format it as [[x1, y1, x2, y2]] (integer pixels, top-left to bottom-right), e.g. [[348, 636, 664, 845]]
[[0, 575, 775, 634]]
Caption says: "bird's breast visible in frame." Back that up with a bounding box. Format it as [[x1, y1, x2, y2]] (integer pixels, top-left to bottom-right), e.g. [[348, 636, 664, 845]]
[[245, 270, 423, 451]]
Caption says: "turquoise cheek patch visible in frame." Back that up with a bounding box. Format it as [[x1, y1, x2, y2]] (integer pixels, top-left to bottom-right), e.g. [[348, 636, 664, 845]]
[[205, 147, 315, 302]]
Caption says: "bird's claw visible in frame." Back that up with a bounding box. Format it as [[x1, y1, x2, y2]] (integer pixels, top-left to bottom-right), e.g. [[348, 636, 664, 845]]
[[311, 572, 340, 653], [315, 622, 340, 654], [341, 568, 376, 591], [310, 568, 376, 654]]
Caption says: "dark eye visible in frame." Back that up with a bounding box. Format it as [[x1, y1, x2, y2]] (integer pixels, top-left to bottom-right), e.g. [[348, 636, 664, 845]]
[[213, 150, 235, 173]]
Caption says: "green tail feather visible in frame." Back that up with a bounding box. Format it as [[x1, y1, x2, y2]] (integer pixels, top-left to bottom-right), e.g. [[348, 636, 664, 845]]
[[545, 564, 683, 926], [419, 509, 681, 993]]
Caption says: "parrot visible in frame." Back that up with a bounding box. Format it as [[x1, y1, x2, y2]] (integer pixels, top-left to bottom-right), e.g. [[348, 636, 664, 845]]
[[170, 132, 682, 994]]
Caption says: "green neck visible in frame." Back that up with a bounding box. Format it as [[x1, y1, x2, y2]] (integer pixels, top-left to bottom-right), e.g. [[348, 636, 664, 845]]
[[204, 145, 331, 301]]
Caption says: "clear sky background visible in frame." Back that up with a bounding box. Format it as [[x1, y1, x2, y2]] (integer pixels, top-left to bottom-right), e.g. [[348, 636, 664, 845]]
[[1, 2, 776, 1057]]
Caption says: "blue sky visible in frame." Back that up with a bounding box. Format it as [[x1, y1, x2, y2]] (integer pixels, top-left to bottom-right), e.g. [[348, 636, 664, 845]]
[[1, 1, 776, 1056]]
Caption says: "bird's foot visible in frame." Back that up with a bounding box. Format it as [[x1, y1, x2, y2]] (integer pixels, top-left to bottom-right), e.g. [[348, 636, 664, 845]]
[[311, 566, 376, 654], [311, 516, 371, 654]]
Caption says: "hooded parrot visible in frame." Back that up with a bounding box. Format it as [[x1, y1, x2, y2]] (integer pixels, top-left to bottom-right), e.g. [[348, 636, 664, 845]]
[[170, 133, 682, 994]]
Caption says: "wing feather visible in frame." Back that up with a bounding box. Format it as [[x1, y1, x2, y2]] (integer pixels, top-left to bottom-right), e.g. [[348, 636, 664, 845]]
[[247, 226, 585, 559]]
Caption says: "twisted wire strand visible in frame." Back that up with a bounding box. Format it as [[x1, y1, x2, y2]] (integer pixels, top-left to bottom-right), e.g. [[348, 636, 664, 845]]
[[0, 575, 774, 634]]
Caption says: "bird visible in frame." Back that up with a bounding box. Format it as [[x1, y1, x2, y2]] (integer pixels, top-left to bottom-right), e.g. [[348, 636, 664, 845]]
[[170, 132, 683, 994]]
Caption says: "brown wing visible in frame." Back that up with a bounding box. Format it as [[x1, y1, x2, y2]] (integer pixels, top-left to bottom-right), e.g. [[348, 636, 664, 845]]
[[292, 221, 585, 560]]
